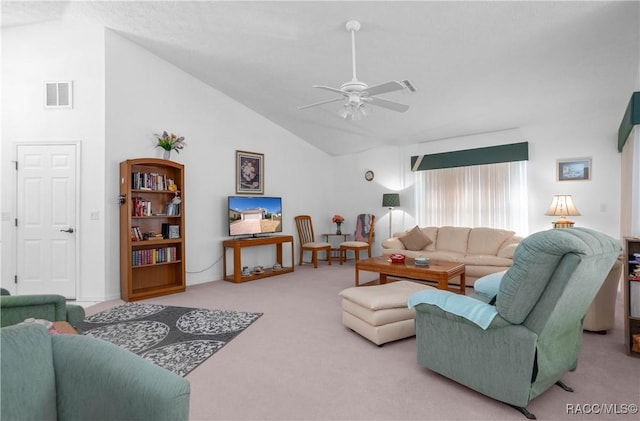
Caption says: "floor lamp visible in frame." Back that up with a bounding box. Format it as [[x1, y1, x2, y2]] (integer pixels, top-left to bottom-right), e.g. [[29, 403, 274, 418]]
[[382, 193, 400, 238]]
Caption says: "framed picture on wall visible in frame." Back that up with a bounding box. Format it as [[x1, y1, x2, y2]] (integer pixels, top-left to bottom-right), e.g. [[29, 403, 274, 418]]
[[236, 150, 264, 194], [557, 158, 591, 181]]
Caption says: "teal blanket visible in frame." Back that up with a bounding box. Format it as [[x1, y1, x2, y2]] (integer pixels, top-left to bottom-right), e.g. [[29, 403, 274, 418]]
[[408, 290, 498, 329]]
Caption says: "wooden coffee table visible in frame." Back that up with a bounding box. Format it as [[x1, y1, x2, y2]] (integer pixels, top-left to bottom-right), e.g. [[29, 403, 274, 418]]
[[52, 321, 78, 334], [355, 256, 466, 294]]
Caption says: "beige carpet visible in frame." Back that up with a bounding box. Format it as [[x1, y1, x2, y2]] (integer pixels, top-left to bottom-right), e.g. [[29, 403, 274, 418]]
[[86, 263, 640, 420]]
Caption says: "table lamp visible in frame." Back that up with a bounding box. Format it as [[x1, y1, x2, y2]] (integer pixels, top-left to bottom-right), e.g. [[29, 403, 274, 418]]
[[545, 195, 581, 228], [382, 193, 400, 238]]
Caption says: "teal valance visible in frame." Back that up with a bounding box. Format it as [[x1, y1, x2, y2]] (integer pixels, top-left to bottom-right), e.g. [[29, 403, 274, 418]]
[[411, 142, 529, 171], [618, 92, 640, 152]]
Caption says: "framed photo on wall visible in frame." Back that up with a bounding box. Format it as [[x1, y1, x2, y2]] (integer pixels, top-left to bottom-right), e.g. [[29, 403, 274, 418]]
[[236, 150, 264, 194], [557, 158, 591, 181]]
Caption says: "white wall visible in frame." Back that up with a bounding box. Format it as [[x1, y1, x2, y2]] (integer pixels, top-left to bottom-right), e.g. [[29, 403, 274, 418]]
[[331, 112, 625, 251], [2, 22, 331, 301], [329, 146, 407, 257], [2, 18, 635, 301], [1, 20, 106, 300], [104, 30, 331, 299]]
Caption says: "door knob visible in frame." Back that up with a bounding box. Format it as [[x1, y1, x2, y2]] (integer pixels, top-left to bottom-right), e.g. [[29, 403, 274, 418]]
[[60, 228, 75, 233]]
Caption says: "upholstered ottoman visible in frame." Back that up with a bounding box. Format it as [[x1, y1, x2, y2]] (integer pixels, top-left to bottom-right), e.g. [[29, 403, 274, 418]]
[[339, 281, 435, 345]]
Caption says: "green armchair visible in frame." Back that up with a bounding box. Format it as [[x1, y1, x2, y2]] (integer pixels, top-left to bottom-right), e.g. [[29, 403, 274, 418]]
[[1, 323, 191, 421], [0, 292, 85, 328], [410, 228, 622, 419]]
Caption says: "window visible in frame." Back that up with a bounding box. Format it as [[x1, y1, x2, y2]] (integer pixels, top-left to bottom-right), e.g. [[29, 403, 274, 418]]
[[415, 161, 528, 235]]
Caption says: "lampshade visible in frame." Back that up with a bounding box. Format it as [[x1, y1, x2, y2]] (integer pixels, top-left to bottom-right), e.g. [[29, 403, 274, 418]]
[[382, 193, 400, 208], [545, 195, 581, 217]]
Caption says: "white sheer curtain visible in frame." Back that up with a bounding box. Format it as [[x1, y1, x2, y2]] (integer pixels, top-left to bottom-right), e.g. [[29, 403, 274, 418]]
[[621, 127, 640, 237], [415, 161, 528, 236]]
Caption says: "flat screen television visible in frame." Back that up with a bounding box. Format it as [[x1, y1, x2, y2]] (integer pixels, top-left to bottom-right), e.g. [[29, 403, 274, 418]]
[[228, 196, 283, 237]]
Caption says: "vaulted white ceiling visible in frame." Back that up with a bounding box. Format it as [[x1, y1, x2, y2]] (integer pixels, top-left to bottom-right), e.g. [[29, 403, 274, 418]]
[[3, 1, 639, 156]]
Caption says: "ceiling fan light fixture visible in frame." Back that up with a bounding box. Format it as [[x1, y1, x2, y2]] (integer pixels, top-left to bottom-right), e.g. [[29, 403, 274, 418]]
[[300, 19, 411, 119], [339, 102, 367, 120]]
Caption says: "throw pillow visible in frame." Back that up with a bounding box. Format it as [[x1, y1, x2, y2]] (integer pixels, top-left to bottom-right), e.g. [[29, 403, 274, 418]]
[[399, 226, 432, 251]]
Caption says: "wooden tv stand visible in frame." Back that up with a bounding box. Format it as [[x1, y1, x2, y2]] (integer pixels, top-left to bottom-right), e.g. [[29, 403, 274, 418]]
[[223, 235, 294, 283]]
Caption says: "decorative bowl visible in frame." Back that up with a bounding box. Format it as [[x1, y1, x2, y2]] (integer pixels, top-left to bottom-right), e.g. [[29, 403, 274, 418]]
[[415, 257, 430, 266]]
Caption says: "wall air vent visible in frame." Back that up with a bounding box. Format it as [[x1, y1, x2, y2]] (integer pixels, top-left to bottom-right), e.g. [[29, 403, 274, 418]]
[[44, 81, 73, 109]]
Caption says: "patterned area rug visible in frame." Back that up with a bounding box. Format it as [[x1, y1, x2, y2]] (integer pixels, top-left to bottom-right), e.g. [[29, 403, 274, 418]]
[[75, 303, 262, 376]]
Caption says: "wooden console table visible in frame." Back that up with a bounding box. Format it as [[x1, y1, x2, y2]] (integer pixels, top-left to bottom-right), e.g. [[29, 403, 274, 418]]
[[223, 235, 294, 283]]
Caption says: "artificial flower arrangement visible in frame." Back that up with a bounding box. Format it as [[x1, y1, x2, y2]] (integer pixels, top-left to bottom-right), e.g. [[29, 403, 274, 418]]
[[155, 131, 186, 153], [332, 215, 345, 224]]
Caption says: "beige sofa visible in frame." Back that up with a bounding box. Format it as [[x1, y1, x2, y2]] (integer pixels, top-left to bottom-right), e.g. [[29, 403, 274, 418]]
[[583, 258, 623, 333], [381, 226, 522, 285]]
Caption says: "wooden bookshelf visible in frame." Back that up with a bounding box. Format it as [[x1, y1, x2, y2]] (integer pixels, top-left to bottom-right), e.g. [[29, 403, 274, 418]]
[[624, 237, 640, 357], [119, 158, 186, 301]]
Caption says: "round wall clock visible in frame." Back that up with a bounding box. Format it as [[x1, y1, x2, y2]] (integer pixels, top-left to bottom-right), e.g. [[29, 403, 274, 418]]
[[364, 170, 375, 181]]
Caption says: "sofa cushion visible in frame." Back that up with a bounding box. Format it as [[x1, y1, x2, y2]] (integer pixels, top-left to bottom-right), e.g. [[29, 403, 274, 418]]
[[382, 237, 406, 250], [467, 228, 516, 256], [497, 243, 519, 258], [421, 227, 438, 251], [399, 226, 432, 251], [459, 255, 515, 267], [342, 299, 417, 326], [426, 251, 466, 261], [435, 226, 471, 253], [339, 281, 430, 310]]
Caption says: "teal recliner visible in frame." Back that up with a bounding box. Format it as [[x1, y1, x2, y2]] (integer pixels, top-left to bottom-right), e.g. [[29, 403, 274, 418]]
[[0, 290, 86, 328], [410, 228, 622, 419], [1, 323, 191, 421]]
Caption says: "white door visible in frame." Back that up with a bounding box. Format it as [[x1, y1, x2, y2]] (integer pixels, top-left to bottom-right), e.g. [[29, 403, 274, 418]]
[[16, 144, 77, 298]]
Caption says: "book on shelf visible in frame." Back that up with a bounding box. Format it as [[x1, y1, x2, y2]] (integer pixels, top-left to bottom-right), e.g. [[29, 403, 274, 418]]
[[165, 203, 180, 216], [131, 246, 178, 266], [131, 172, 171, 191], [144, 232, 164, 241], [131, 226, 143, 241], [132, 197, 152, 216], [162, 224, 180, 239], [162, 223, 169, 239]]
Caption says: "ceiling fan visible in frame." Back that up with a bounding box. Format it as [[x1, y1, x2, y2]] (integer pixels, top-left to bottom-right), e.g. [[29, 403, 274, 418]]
[[299, 20, 416, 120]]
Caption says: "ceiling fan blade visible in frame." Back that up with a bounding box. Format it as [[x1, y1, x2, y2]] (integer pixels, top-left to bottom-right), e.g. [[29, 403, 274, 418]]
[[312, 85, 348, 96], [364, 81, 405, 97], [298, 97, 344, 110], [369, 97, 410, 113]]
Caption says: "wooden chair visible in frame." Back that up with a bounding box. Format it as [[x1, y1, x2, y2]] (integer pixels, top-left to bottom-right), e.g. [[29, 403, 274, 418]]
[[339, 214, 375, 264], [294, 215, 332, 268]]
